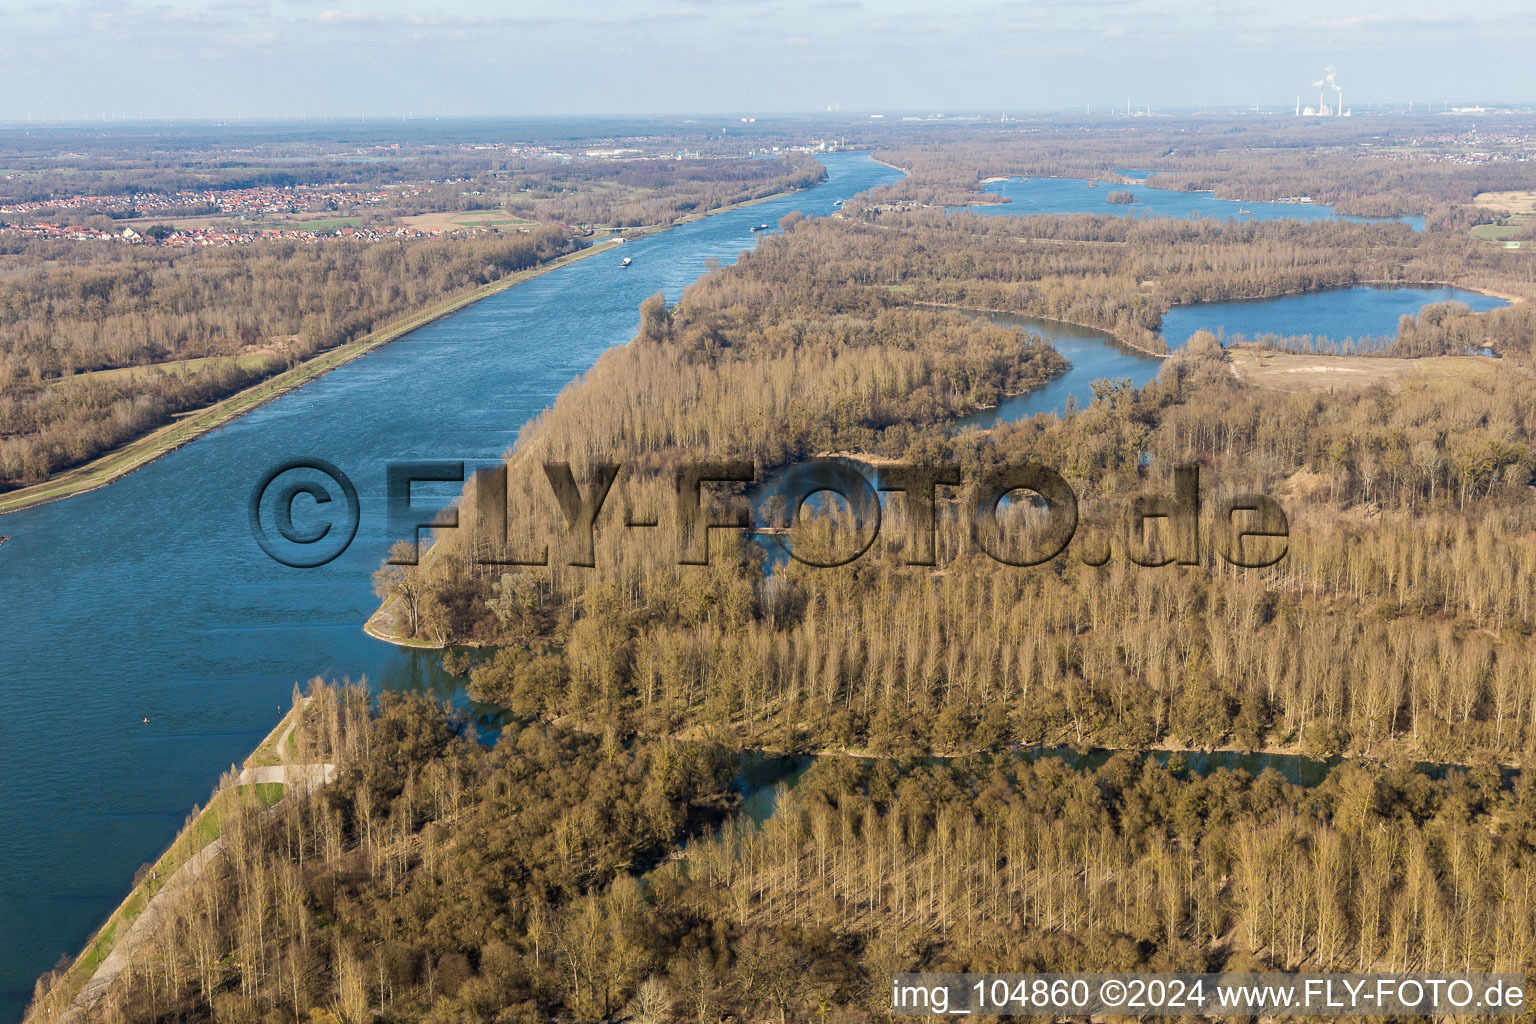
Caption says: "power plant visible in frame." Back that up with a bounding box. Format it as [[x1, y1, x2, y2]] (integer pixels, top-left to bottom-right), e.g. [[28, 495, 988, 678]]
[[1299, 67, 1350, 116]]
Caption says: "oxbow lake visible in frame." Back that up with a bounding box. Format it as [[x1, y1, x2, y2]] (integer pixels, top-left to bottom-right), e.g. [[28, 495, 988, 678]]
[[957, 284, 1507, 428], [959, 175, 1428, 231]]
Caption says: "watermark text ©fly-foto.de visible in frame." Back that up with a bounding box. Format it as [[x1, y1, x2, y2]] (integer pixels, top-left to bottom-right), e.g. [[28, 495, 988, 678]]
[[248, 457, 1288, 570]]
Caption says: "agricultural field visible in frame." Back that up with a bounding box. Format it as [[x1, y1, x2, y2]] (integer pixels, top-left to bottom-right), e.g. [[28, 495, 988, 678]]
[[1474, 189, 1536, 213], [399, 209, 539, 231], [47, 353, 280, 389], [1226, 346, 1501, 393]]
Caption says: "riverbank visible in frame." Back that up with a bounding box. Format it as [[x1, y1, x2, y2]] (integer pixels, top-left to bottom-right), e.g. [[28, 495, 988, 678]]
[[0, 184, 818, 520], [911, 300, 1170, 358], [0, 154, 910, 1023], [364, 591, 454, 648], [1360, 278, 1528, 307], [360, 181, 850, 650], [0, 242, 614, 517], [24, 701, 314, 1024], [362, 446, 531, 648], [1164, 278, 1527, 313]]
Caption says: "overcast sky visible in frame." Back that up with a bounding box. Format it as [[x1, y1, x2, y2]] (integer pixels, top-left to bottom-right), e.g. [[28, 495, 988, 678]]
[[3, 0, 1533, 120]]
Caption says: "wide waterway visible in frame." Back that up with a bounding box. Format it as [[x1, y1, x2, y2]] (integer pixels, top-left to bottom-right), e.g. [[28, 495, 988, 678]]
[[0, 153, 1512, 1018], [0, 152, 904, 1020]]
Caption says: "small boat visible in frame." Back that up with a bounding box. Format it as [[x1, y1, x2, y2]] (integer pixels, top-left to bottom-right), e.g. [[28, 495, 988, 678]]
[[1238, 208, 1252, 214], [620, 256, 632, 267], [1087, 181, 1098, 188], [832, 199, 843, 207], [751, 223, 768, 232]]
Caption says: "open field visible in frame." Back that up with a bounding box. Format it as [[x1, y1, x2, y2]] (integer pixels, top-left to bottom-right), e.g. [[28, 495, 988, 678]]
[[1471, 221, 1528, 240], [1470, 216, 1529, 249], [1474, 190, 1536, 213], [114, 214, 234, 230], [1228, 347, 1500, 393], [272, 216, 362, 232], [48, 353, 277, 388], [399, 209, 539, 231]]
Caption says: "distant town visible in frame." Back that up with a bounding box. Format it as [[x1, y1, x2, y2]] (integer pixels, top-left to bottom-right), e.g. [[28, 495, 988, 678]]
[[0, 219, 506, 246], [0, 138, 843, 247], [0, 182, 484, 246]]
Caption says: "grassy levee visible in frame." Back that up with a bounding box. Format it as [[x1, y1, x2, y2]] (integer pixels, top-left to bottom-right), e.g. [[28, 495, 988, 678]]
[[0, 179, 820, 519], [28, 764, 291, 1020], [0, 239, 620, 517], [69, 785, 284, 967]]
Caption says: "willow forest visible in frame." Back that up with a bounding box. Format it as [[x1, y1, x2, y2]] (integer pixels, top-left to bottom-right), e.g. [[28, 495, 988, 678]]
[[24, 119, 1536, 1024]]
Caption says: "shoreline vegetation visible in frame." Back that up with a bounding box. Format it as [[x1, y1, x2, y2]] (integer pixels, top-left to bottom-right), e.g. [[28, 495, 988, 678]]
[[358, 180, 887, 649], [48, 672, 1523, 1024], [35, 119, 1536, 1024], [365, 269, 1521, 658], [0, 242, 614, 517], [0, 184, 812, 519], [28, 699, 312, 1022], [33, 677, 1526, 1024], [910, 300, 1169, 358], [69, 679, 1536, 1024], [968, 173, 1418, 218], [358, 209, 1536, 776]]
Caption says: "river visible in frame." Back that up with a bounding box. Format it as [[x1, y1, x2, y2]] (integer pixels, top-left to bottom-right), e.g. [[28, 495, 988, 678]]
[[0, 151, 904, 1020], [0, 152, 1511, 1018]]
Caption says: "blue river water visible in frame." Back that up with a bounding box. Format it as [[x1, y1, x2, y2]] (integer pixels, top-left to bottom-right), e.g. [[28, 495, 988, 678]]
[[1160, 284, 1508, 350], [0, 152, 903, 1020], [0, 150, 1510, 1019], [963, 176, 1427, 231], [955, 285, 1506, 428], [953, 315, 1160, 427]]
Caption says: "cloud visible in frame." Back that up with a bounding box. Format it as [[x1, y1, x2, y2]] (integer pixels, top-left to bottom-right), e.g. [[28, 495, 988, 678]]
[[309, 8, 567, 29], [1307, 11, 1470, 29], [785, 34, 811, 45], [316, 8, 389, 23]]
